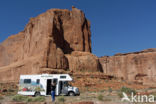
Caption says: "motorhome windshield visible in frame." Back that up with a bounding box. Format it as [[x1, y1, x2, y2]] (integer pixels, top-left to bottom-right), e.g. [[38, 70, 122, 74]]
[[64, 81, 72, 87]]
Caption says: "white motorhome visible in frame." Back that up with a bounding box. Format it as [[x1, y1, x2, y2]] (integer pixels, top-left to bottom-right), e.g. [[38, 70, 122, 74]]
[[18, 74, 80, 96]]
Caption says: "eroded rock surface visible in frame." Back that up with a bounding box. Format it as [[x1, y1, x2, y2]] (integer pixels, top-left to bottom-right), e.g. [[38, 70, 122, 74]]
[[0, 7, 156, 87], [99, 49, 156, 86], [0, 7, 100, 82]]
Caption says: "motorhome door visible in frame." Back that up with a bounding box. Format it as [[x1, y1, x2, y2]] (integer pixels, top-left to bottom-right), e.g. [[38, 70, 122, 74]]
[[46, 78, 58, 95], [46, 79, 52, 95], [58, 81, 68, 95]]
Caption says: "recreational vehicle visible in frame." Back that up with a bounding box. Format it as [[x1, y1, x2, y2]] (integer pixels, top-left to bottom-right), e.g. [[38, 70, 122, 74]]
[[18, 74, 80, 96]]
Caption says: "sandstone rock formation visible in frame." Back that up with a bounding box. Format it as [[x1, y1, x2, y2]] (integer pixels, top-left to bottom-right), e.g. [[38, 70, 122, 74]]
[[0, 7, 156, 87], [66, 51, 103, 72], [0, 32, 24, 67], [0, 7, 101, 82], [99, 48, 156, 86]]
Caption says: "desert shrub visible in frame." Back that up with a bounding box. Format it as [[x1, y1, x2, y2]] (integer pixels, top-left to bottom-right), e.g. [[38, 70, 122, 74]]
[[12, 95, 45, 102], [12, 95, 28, 102], [120, 86, 136, 95], [0, 96, 4, 100], [100, 89, 105, 92], [150, 92, 156, 100], [32, 96, 45, 102], [57, 96, 65, 103], [118, 86, 136, 98], [8, 89, 15, 92], [108, 87, 112, 93], [97, 94, 103, 101], [118, 91, 123, 98], [26, 97, 33, 102], [105, 80, 109, 83], [85, 87, 89, 91]]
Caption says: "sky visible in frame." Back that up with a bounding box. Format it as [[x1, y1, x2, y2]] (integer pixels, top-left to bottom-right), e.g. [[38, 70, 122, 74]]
[[0, 0, 156, 57]]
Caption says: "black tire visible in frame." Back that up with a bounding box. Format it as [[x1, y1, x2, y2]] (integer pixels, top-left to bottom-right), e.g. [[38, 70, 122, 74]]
[[34, 92, 40, 97], [68, 91, 75, 96]]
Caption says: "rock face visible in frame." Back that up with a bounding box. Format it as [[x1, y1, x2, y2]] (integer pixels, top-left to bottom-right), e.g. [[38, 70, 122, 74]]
[[1, 7, 156, 87], [66, 51, 103, 72], [0, 32, 24, 67], [99, 49, 156, 86], [0, 7, 100, 82]]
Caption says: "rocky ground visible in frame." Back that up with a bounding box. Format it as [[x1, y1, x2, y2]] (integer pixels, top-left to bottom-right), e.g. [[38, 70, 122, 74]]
[[1, 89, 156, 104]]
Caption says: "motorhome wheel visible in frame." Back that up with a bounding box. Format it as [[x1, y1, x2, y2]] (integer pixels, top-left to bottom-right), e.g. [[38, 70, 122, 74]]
[[68, 91, 75, 96], [35, 92, 40, 96]]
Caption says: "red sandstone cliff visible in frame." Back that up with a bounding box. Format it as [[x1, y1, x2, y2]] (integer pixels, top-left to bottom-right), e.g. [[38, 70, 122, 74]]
[[0, 7, 156, 87], [0, 7, 101, 82], [99, 48, 156, 86]]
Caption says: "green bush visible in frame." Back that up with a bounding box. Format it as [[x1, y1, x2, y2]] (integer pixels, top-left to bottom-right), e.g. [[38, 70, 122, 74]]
[[97, 94, 103, 101], [8, 89, 15, 92], [32, 96, 45, 102], [118, 91, 123, 98], [105, 80, 109, 83], [26, 97, 33, 102], [12, 95, 45, 102], [100, 90, 105, 92], [12, 95, 28, 102], [118, 86, 136, 98], [108, 87, 112, 93], [151, 92, 156, 100], [57, 96, 65, 103], [0, 96, 4, 100], [120, 86, 136, 95]]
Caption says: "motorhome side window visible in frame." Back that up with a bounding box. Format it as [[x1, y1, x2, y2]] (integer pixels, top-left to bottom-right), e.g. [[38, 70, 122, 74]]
[[60, 76, 66, 79], [24, 79, 31, 84], [36, 79, 40, 84]]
